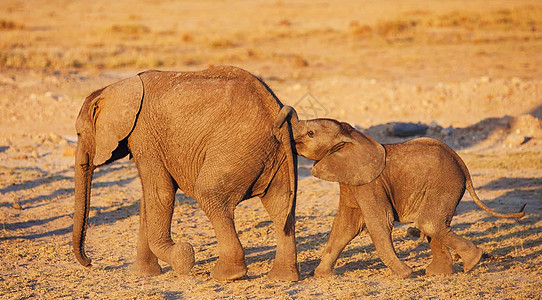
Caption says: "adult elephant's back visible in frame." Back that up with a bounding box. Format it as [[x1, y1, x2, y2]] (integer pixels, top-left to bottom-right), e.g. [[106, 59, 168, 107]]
[[135, 67, 289, 194]]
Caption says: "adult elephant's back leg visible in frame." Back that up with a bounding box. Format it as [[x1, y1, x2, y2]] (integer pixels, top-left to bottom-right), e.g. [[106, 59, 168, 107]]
[[260, 164, 299, 281], [192, 161, 253, 281]]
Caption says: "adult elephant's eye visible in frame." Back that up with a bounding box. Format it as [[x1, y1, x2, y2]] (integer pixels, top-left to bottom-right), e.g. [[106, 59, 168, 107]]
[[307, 130, 314, 138]]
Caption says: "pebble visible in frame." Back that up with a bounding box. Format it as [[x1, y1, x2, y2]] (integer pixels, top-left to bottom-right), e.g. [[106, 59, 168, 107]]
[[12, 201, 22, 210], [505, 134, 528, 146], [45, 91, 65, 101], [480, 76, 491, 83], [63, 145, 76, 157]]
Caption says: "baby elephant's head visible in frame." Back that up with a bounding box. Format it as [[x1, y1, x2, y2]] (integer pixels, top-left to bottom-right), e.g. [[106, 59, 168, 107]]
[[293, 118, 352, 161], [274, 106, 386, 185]]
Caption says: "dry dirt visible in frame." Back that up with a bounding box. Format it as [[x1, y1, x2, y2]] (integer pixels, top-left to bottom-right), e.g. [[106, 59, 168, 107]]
[[1, 0, 541, 299]]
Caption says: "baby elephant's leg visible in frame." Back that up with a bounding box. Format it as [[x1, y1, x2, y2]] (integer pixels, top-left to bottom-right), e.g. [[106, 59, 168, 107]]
[[365, 216, 413, 279], [425, 236, 453, 275], [438, 229, 482, 273], [418, 220, 482, 273], [314, 204, 363, 277]]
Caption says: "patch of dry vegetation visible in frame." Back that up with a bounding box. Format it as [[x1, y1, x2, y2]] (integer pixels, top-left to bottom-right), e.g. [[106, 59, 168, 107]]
[[349, 6, 542, 44], [0, 19, 23, 30], [1, 2, 539, 72]]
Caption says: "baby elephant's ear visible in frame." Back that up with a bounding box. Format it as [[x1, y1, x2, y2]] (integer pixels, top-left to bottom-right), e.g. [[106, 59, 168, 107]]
[[311, 131, 385, 185]]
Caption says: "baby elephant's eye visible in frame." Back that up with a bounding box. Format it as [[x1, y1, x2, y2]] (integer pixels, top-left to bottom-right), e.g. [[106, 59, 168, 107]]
[[307, 130, 314, 138]]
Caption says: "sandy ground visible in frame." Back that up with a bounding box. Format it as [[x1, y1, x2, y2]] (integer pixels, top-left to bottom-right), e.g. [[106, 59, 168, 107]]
[[1, 0, 541, 298]]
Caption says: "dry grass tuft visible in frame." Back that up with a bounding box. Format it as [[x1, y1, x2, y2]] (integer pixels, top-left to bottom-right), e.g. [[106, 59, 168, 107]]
[[110, 24, 151, 35], [0, 19, 23, 30], [208, 38, 238, 48], [349, 6, 542, 44]]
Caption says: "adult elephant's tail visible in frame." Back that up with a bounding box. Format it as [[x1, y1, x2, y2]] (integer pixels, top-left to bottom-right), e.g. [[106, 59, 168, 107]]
[[445, 143, 525, 220], [273, 106, 298, 235]]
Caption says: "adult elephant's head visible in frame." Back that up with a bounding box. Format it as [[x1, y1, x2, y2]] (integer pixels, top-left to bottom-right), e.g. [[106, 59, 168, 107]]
[[274, 106, 385, 186], [73, 74, 145, 267]]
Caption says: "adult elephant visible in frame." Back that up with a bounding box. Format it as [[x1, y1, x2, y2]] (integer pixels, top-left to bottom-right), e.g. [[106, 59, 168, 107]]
[[73, 66, 298, 281]]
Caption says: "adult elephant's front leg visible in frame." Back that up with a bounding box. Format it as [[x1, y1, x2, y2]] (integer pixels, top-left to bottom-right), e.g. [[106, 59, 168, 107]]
[[130, 194, 162, 276], [260, 165, 299, 281], [135, 158, 195, 276]]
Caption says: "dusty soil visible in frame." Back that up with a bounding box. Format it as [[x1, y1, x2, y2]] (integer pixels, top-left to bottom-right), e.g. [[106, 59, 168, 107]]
[[1, 0, 541, 298]]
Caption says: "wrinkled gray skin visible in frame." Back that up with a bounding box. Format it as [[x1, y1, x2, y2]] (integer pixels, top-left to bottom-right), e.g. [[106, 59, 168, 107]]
[[274, 106, 524, 279], [73, 66, 299, 281]]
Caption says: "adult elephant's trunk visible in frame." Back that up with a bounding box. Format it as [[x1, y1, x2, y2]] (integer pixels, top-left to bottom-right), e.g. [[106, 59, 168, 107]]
[[73, 142, 95, 267]]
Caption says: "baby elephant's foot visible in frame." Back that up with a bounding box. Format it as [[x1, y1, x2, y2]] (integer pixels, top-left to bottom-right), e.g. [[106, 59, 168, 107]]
[[169, 242, 195, 275], [426, 259, 453, 276], [462, 247, 483, 273], [211, 259, 247, 281], [130, 260, 162, 277], [391, 266, 414, 279], [267, 265, 299, 281], [313, 265, 336, 278]]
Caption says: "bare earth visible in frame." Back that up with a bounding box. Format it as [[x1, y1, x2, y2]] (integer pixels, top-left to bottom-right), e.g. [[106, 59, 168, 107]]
[[1, 0, 541, 298]]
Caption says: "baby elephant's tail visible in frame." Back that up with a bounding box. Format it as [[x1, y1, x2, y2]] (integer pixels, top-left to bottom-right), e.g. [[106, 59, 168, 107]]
[[447, 146, 526, 220], [466, 177, 525, 220]]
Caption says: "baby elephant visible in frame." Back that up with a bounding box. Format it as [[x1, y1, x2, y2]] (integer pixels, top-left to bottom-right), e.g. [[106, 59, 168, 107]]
[[274, 106, 525, 279]]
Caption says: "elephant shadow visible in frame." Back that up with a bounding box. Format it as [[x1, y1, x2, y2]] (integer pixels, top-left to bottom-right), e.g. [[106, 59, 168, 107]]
[[361, 104, 541, 151], [0, 160, 139, 240]]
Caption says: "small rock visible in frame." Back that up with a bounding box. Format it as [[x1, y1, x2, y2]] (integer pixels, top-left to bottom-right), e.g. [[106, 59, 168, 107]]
[[63, 144, 76, 157], [392, 123, 428, 137], [31, 149, 39, 158], [509, 114, 542, 138], [511, 77, 522, 85], [406, 227, 421, 238], [45, 91, 65, 101], [12, 201, 22, 210], [480, 76, 491, 83], [48, 132, 64, 143], [505, 134, 529, 146], [12, 154, 28, 160]]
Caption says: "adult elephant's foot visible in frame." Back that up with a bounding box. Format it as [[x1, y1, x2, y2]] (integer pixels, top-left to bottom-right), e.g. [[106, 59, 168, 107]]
[[313, 265, 335, 278], [425, 259, 453, 276], [130, 261, 162, 277], [211, 259, 247, 281], [462, 247, 483, 273], [267, 265, 299, 281], [169, 242, 195, 275]]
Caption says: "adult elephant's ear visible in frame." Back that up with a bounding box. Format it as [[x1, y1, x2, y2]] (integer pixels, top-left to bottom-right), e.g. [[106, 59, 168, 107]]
[[91, 75, 144, 166], [311, 125, 386, 185]]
